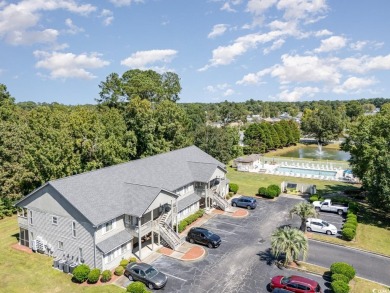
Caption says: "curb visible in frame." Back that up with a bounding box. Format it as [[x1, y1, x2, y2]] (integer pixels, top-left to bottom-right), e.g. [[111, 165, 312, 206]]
[[180, 246, 207, 262], [308, 238, 390, 259]]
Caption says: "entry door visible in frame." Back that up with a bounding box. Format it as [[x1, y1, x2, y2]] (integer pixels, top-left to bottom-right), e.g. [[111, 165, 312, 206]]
[[19, 228, 29, 247]]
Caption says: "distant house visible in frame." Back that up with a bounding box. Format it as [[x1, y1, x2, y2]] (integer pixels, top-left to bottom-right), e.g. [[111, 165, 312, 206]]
[[15, 146, 229, 271], [233, 154, 262, 172]]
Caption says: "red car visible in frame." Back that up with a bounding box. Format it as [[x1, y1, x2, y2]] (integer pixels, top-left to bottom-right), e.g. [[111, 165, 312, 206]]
[[270, 275, 322, 293]]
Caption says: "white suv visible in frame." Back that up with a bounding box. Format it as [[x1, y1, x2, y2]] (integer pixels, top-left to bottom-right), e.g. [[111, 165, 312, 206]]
[[306, 218, 338, 235]]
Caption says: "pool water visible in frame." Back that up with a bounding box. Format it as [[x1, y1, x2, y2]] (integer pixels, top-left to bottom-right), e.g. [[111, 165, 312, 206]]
[[277, 166, 337, 177]]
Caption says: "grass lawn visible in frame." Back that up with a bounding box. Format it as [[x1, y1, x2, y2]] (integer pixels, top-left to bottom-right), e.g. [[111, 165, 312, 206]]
[[0, 216, 124, 293], [227, 165, 356, 197]]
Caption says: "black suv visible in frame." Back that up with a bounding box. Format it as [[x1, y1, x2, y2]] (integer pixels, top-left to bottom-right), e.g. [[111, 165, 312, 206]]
[[186, 227, 221, 248]]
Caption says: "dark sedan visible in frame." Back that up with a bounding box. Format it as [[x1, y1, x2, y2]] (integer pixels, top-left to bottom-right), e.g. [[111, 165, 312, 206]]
[[186, 227, 221, 248], [124, 262, 168, 289], [231, 196, 257, 209]]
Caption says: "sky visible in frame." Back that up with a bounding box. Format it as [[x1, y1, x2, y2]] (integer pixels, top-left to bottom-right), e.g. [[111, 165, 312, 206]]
[[1, 0, 390, 105]]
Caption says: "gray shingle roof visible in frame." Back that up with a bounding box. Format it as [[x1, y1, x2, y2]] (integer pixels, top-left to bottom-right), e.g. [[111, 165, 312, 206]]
[[177, 193, 201, 212], [96, 229, 133, 254], [19, 146, 225, 226]]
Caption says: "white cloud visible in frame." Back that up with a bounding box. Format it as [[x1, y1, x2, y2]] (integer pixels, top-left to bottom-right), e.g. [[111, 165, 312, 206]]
[[263, 39, 285, 54], [110, 0, 143, 7], [64, 18, 84, 34], [100, 9, 114, 26], [246, 0, 277, 15], [221, 2, 236, 12], [333, 77, 377, 94], [350, 40, 367, 51], [0, 0, 96, 45], [121, 49, 177, 68], [223, 89, 235, 96], [314, 29, 332, 37], [34, 50, 109, 79], [338, 54, 390, 74], [277, 86, 320, 101], [277, 0, 328, 21], [208, 24, 228, 39], [314, 35, 347, 53], [236, 67, 273, 85]]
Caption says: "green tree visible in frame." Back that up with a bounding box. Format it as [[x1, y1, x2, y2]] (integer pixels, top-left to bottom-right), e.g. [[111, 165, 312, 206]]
[[301, 105, 344, 143], [271, 226, 308, 266], [243, 123, 266, 154], [362, 103, 376, 113], [289, 202, 318, 232], [341, 104, 390, 211], [345, 101, 364, 122]]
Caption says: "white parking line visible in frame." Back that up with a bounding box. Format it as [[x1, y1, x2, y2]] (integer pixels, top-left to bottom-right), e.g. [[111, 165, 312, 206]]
[[211, 219, 244, 227], [163, 272, 187, 282], [202, 226, 237, 235]]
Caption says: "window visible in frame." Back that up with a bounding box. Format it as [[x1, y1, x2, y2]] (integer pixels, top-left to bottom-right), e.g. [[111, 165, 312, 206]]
[[52, 216, 58, 225], [18, 208, 28, 218], [29, 210, 33, 225], [72, 221, 76, 238], [58, 241, 64, 250], [79, 248, 83, 261], [102, 219, 116, 234]]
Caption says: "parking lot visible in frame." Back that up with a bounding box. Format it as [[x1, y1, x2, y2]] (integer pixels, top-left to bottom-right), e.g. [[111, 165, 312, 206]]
[[133, 196, 333, 292]]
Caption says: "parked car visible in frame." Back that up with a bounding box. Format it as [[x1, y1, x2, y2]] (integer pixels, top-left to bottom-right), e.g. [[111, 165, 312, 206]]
[[312, 199, 348, 215], [124, 262, 167, 289], [270, 275, 322, 293], [231, 196, 257, 209], [186, 227, 221, 248], [306, 218, 338, 235]]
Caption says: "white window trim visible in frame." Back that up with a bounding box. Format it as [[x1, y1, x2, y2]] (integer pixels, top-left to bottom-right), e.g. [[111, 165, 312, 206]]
[[72, 221, 77, 238], [102, 219, 116, 234], [52, 216, 58, 225], [29, 210, 33, 225], [58, 241, 64, 250]]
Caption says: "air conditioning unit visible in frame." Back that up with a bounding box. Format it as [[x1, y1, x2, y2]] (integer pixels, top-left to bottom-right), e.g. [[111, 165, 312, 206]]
[[31, 240, 37, 251]]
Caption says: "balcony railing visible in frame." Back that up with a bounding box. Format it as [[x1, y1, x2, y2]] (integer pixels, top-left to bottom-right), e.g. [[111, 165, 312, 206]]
[[127, 221, 153, 237], [17, 216, 28, 228]]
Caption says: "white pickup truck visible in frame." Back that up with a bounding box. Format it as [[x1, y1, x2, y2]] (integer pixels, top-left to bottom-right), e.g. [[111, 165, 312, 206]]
[[312, 199, 349, 215]]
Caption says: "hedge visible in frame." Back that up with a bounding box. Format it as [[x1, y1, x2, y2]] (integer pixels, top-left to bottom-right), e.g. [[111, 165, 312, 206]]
[[120, 259, 129, 268], [342, 223, 356, 232], [309, 194, 323, 203], [229, 183, 239, 194], [330, 262, 356, 281], [100, 270, 112, 282], [264, 184, 281, 198], [72, 264, 91, 283], [342, 228, 355, 241], [178, 209, 205, 233], [114, 266, 124, 276], [87, 269, 101, 284], [331, 280, 350, 293], [258, 187, 267, 196], [331, 273, 350, 283], [129, 257, 137, 263], [127, 281, 149, 293]]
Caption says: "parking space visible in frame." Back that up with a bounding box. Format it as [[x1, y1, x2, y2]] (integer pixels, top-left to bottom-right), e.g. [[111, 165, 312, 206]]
[[144, 197, 333, 292]]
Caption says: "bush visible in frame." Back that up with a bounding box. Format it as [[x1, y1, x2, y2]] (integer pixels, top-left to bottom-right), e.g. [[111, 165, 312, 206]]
[[265, 184, 281, 198], [331, 273, 350, 283], [120, 259, 129, 268], [346, 213, 357, 220], [345, 218, 357, 226], [87, 268, 101, 284], [331, 280, 350, 293], [114, 266, 124, 276], [127, 281, 148, 293], [348, 202, 360, 213], [342, 223, 356, 231], [178, 220, 188, 233], [258, 187, 267, 196], [309, 195, 321, 203], [72, 264, 91, 283], [129, 257, 137, 263], [229, 183, 239, 194], [342, 228, 356, 241], [330, 262, 356, 281], [100, 270, 112, 282], [178, 209, 205, 233]]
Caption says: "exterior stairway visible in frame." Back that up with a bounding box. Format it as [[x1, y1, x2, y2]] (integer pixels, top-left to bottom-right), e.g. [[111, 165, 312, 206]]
[[156, 209, 183, 250], [211, 190, 229, 211]]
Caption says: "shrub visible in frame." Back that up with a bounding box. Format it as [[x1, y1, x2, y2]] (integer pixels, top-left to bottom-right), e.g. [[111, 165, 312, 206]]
[[345, 218, 357, 226], [120, 259, 129, 268], [114, 266, 124, 276], [196, 209, 205, 217], [127, 281, 148, 293], [129, 257, 137, 263], [72, 264, 91, 283], [229, 183, 239, 194], [87, 268, 101, 284], [100, 269, 112, 282], [330, 262, 356, 281], [346, 213, 357, 220], [258, 187, 267, 196], [178, 220, 188, 233], [309, 195, 320, 203], [331, 280, 350, 293], [348, 202, 360, 213], [342, 228, 356, 241], [331, 273, 350, 283], [342, 223, 356, 231], [265, 184, 281, 198]]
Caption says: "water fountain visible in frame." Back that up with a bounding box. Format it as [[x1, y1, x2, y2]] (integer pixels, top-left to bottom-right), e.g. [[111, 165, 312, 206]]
[[316, 142, 323, 156]]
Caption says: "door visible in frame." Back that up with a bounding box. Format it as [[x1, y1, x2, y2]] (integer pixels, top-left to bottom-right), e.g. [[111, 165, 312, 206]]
[[19, 228, 29, 247], [321, 202, 330, 211], [199, 232, 207, 245]]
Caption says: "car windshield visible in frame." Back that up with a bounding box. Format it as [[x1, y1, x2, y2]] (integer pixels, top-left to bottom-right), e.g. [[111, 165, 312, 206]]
[[204, 231, 214, 237], [321, 221, 329, 227], [145, 267, 159, 278], [281, 277, 291, 285]]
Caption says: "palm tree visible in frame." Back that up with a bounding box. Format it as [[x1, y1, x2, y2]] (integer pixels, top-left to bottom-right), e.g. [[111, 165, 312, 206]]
[[271, 226, 308, 266], [289, 202, 318, 232]]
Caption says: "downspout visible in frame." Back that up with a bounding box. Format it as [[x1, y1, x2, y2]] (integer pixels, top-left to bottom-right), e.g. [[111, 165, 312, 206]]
[[93, 229, 96, 269], [138, 217, 142, 260]]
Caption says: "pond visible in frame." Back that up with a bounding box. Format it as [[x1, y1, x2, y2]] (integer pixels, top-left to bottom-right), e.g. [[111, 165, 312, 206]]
[[278, 147, 351, 161]]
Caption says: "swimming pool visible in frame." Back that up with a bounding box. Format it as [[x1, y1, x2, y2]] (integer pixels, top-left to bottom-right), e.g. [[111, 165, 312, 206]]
[[276, 166, 337, 177]]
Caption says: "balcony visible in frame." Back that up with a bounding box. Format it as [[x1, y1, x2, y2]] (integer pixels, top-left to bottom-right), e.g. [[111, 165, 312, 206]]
[[17, 216, 28, 228], [126, 220, 154, 238]]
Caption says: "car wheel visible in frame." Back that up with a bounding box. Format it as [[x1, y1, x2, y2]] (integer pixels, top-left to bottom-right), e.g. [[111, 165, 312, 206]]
[[232, 202, 237, 207], [189, 238, 195, 244], [247, 205, 251, 210], [338, 209, 343, 215], [208, 243, 213, 248], [128, 274, 133, 281], [326, 230, 332, 235], [315, 207, 320, 212], [307, 227, 312, 232], [148, 283, 154, 290]]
